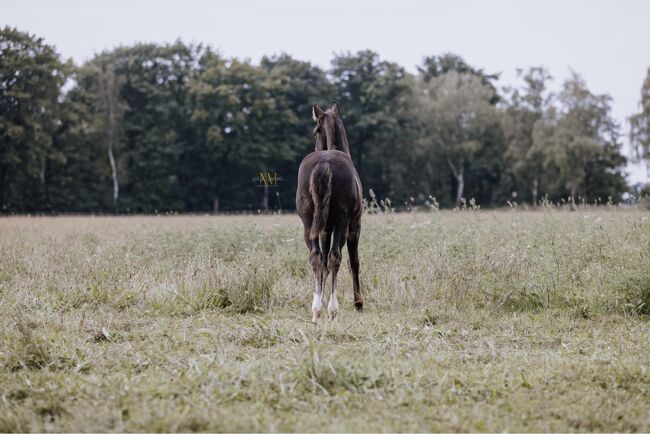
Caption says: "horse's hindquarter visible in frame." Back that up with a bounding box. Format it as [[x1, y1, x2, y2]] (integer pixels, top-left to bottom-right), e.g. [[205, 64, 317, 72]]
[[296, 151, 361, 220]]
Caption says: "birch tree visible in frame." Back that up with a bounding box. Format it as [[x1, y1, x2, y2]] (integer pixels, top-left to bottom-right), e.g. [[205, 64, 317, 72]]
[[629, 68, 650, 176], [95, 62, 125, 205], [418, 71, 498, 205], [502, 67, 553, 205]]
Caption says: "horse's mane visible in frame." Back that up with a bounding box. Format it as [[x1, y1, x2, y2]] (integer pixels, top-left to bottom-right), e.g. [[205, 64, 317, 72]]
[[332, 116, 350, 156]]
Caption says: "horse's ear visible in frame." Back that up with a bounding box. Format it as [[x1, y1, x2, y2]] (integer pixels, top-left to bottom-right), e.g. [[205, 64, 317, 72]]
[[312, 103, 324, 122], [330, 101, 341, 117]]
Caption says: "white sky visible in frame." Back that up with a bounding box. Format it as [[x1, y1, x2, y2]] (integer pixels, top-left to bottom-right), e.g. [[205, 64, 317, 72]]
[[3, 0, 649, 183]]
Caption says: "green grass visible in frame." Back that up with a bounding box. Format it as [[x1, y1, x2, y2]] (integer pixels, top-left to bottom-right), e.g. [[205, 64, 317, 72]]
[[1, 208, 650, 432]]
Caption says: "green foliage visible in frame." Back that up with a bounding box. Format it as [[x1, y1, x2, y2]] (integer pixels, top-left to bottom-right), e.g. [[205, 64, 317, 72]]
[[416, 71, 500, 205], [549, 73, 627, 201], [258, 54, 334, 211], [330, 50, 417, 201], [503, 71, 628, 205], [186, 52, 332, 211], [502, 67, 552, 204], [109, 42, 200, 212], [418, 53, 500, 103], [0, 29, 634, 212], [45, 63, 118, 211], [629, 67, 650, 163], [0, 26, 70, 212], [187, 51, 270, 211]]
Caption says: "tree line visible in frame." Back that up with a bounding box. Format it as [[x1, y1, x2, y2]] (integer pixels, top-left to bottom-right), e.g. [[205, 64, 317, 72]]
[[2, 26, 648, 213]]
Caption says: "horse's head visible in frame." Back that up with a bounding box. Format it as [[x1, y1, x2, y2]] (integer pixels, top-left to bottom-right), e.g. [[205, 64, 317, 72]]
[[312, 101, 350, 156]]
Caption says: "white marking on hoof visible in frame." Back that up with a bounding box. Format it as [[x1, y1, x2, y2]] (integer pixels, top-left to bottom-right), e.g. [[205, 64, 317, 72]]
[[311, 288, 322, 323], [328, 291, 338, 321]]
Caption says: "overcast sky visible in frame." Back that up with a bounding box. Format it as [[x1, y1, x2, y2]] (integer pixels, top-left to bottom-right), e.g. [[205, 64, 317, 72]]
[[3, 0, 649, 182]]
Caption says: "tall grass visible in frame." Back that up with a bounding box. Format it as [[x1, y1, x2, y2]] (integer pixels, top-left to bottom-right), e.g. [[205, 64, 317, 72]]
[[1, 209, 649, 431]]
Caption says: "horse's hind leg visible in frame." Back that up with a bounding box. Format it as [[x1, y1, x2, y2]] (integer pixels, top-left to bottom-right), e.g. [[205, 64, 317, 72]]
[[327, 223, 347, 321], [319, 229, 332, 307], [347, 219, 363, 311], [305, 227, 325, 322]]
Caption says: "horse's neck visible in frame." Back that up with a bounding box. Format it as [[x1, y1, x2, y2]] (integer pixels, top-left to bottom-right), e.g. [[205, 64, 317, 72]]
[[331, 119, 351, 157]]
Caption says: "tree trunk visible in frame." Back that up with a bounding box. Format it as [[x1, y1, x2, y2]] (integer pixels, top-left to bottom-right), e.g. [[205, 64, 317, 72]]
[[455, 166, 465, 206], [108, 147, 118, 204], [448, 159, 465, 207], [261, 185, 269, 211], [570, 185, 577, 208], [531, 175, 539, 207], [213, 195, 220, 213], [39, 156, 46, 184], [99, 63, 123, 207]]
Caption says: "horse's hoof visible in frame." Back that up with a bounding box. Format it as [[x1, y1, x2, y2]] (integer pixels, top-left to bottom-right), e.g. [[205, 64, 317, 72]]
[[312, 309, 321, 323], [328, 310, 337, 321], [354, 301, 363, 311]]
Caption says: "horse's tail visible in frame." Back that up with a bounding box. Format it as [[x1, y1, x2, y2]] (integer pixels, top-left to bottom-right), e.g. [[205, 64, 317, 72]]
[[309, 162, 332, 239]]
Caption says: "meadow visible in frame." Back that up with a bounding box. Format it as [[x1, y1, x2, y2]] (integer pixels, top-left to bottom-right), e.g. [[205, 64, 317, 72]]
[[1, 207, 650, 432]]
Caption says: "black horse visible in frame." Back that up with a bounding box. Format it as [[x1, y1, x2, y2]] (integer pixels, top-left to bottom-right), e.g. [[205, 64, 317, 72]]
[[296, 102, 363, 321]]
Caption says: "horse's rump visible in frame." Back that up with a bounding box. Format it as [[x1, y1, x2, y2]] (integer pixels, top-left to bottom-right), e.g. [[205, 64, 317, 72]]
[[296, 150, 361, 234]]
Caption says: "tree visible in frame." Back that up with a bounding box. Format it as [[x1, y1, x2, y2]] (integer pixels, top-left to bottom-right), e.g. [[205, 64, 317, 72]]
[[96, 62, 125, 205], [416, 54, 508, 207], [418, 53, 500, 103], [45, 77, 113, 212], [67, 60, 128, 208], [0, 27, 69, 212], [548, 73, 627, 202], [502, 67, 553, 205], [188, 51, 273, 211], [330, 50, 415, 200], [259, 54, 333, 211], [0, 28, 635, 212], [417, 71, 499, 205], [629, 68, 650, 175], [87, 41, 200, 212]]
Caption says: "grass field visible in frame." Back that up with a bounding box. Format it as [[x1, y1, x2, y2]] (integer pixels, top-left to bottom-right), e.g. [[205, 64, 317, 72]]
[[1, 208, 650, 432]]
